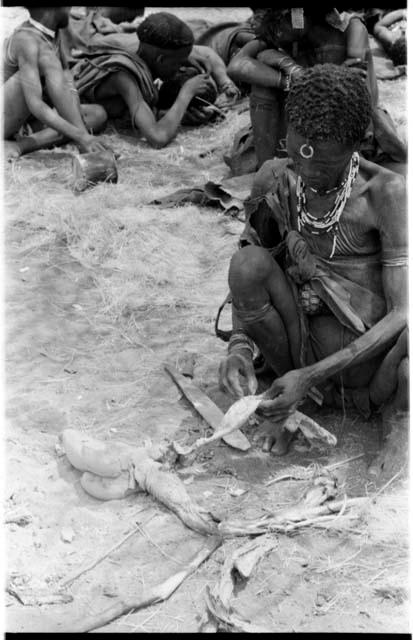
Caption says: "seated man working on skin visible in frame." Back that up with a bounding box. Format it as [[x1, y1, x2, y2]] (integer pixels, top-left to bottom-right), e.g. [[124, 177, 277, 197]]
[[219, 64, 407, 482], [67, 12, 215, 148], [226, 8, 406, 171], [3, 6, 108, 161]]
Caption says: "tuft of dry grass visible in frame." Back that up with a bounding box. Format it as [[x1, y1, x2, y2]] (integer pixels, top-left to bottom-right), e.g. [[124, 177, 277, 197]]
[[55, 197, 236, 321]]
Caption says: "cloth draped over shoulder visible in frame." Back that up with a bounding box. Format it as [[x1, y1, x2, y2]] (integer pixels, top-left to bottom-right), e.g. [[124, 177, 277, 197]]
[[58, 13, 157, 107], [58, 12, 140, 64], [241, 160, 387, 342]]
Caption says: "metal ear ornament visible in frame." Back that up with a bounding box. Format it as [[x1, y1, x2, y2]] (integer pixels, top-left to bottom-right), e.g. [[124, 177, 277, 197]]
[[299, 143, 314, 159]]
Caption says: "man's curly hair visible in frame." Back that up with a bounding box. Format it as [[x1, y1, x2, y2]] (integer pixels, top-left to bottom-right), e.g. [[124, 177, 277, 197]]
[[286, 64, 372, 146], [254, 8, 329, 46], [137, 11, 194, 50], [253, 9, 289, 45]]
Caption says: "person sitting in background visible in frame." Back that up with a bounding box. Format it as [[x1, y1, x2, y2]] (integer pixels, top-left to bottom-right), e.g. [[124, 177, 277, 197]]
[[60, 7, 240, 106], [63, 12, 222, 146], [219, 64, 407, 482], [226, 8, 406, 172], [3, 6, 108, 161], [373, 9, 407, 66]]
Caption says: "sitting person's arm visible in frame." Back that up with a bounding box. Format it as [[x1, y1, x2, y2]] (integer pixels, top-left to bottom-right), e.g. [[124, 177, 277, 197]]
[[345, 17, 370, 70], [374, 9, 406, 46], [260, 174, 407, 417], [126, 73, 212, 147], [227, 39, 286, 89], [256, 48, 302, 90], [191, 44, 240, 99], [373, 9, 407, 67], [344, 17, 378, 105], [16, 36, 103, 153]]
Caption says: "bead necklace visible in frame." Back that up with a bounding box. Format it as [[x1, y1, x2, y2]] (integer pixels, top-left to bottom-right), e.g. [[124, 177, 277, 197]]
[[296, 152, 359, 258]]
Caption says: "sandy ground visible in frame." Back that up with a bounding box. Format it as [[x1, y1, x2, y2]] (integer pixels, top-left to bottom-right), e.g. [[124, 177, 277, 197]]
[[3, 6, 410, 634]]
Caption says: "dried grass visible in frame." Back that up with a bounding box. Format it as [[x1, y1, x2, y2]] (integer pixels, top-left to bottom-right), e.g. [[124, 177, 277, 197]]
[[54, 198, 234, 321]]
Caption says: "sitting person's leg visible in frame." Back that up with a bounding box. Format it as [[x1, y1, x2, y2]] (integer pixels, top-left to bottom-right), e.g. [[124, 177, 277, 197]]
[[249, 84, 287, 166], [229, 245, 302, 374], [3, 72, 32, 140], [5, 77, 107, 158], [226, 245, 303, 453], [4, 66, 108, 159], [93, 70, 140, 125], [369, 328, 408, 408], [368, 329, 408, 478], [17, 104, 106, 154]]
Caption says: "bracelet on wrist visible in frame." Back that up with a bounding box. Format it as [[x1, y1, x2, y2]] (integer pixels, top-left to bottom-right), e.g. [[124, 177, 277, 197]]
[[228, 330, 255, 357]]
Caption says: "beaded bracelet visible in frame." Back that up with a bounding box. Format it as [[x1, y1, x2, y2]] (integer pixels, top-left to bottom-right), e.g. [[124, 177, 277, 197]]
[[282, 65, 302, 92]]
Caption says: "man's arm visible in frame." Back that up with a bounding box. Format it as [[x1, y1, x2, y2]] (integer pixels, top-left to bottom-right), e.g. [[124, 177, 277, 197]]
[[344, 18, 378, 105], [117, 72, 212, 148], [15, 38, 93, 149], [346, 17, 370, 61], [227, 40, 284, 88], [191, 45, 239, 99], [61, 68, 92, 131], [374, 9, 406, 32]]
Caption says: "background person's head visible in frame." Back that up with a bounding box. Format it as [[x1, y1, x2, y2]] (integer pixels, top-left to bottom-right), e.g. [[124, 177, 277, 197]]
[[389, 36, 407, 66], [285, 64, 371, 190], [137, 12, 194, 80], [254, 8, 336, 48], [28, 6, 71, 30]]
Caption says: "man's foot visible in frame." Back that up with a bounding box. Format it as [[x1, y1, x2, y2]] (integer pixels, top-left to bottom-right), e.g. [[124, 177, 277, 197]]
[[4, 140, 22, 162], [255, 419, 295, 455], [368, 410, 409, 483]]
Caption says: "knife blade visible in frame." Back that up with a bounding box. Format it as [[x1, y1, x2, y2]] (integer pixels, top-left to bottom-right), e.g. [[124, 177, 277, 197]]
[[164, 364, 251, 451]]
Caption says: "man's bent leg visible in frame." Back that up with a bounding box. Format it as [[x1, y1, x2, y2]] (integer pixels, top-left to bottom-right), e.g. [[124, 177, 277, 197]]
[[12, 104, 107, 157], [229, 245, 301, 453], [3, 73, 32, 139], [249, 84, 287, 167], [94, 71, 141, 126], [368, 330, 409, 482], [229, 245, 301, 373], [369, 328, 408, 407]]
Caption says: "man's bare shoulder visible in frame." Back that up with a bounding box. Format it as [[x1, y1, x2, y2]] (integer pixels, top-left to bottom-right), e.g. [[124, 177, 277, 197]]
[[359, 157, 406, 199], [12, 28, 41, 53]]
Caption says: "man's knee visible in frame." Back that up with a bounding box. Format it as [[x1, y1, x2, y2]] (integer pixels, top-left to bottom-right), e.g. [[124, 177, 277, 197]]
[[83, 104, 108, 132], [395, 356, 409, 410], [229, 245, 277, 294]]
